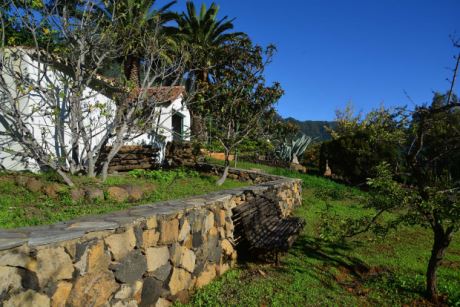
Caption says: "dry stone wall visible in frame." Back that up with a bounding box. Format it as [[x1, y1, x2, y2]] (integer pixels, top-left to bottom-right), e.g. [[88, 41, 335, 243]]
[[0, 166, 302, 307]]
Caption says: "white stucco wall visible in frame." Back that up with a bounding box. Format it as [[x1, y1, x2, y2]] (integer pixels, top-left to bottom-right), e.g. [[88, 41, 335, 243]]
[[0, 48, 191, 171]]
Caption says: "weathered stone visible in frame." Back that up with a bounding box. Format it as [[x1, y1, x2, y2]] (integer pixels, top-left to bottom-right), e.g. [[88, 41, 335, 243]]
[[168, 267, 191, 295], [195, 264, 216, 288], [67, 270, 119, 307], [114, 280, 143, 300], [107, 186, 130, 203], [105, 227, 136, 260], [29, 229, 85, 247], [216, 263, 230, 276], [35, 247, 74, 286], [84, 187, 104, 202], [142, 229, 160, 250], [140, 277, 164, 307], [221, 239, 234, 256], [25, 177, 43, 193], [217, 210, 226, 227], [75, 240, 110, 275], [4, 289, 50, 307], [170, 245, 196, 273], [146, 246, 169, 272], [113, 250, 147, 283], [0, 266, 22, 297], [204, 212, 214, 233], [14, 175, 29, 187], [0, 245, 33, 268], [146, 216, 158, 229], [159, 219, 179, 244], [51, 281, 72, 307], [112, 300, 138, 307], [192, 232, 203, 249], [70, 188, 85, 203], [122, 184, 144, 202], [178, 220, 190, 242], [155, 297, 172, 307], [43, 183, 64, 199], [151, 263, 172, 282]]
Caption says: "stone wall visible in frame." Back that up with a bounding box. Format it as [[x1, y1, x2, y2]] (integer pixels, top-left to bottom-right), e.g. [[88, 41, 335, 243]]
[[0, 166, 302, 307]]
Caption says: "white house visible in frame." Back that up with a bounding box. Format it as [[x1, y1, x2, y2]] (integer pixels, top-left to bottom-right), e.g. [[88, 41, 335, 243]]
[[0, 47, 191, 171]]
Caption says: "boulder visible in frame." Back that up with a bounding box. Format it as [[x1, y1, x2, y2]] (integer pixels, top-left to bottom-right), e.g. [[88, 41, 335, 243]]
[[4, 289, 50, 307], [70, 188, 85, 203], [51, 281, 72, 307], [168, 268, 191, 296], [104, 227, 137, 261], [146, 246, 169, 272], [107, 186, 129, 203], [112, 250, 147, 283], [84, 187, 104, 202], [43, 183, 64, 199], [195, 264, 216, 288], [159, 219, 179, 244], [0, 266, 22, 297], [67, 270, 119, 307], [35, 247, 74, 287], [121, 185, 144, 202], [25, 178, 43, 193]]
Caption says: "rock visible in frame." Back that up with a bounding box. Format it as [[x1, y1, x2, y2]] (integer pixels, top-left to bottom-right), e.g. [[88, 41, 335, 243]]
[[0, 266, 22, 297], [170, 245, 196, 273], [159, 219, 179, 244], [142, 230, 160, 250], [84, 187, 104, 202], [121, 185, 144, 202], [0, 245, 33, 268], [51, 281, 72, 307], [216, 263, 230, 276], [35, 247, 74, 287], [26, 177, 43, 193], [324, 160, 332, 177], [168, 267, 191, 296], [43, 183, 64, 199], [114, 280, 143, 300], [75, 240, 110, 275], [221, 239, 234, 256], [14, 175, 29, 187], [4, 289, 50, 307], [107, 186, 129, 203], [67, 270, 119, 307], [140, 277, 164, 307], [178, 220, 190, 242], [70, 188, 85, 203], [290, 163, 307, 173], [204, 212, 214, 233], [217, 210, 226, 227], [195, 264, 216, 288], [105, 227, 136, 261], [151, 263, 172, 282], [112, 300, 138, 307], [146, 246, 169, 272], [155, 298, 172, 307], [146, 216, 158, 229], [113, 250, 147, 283]]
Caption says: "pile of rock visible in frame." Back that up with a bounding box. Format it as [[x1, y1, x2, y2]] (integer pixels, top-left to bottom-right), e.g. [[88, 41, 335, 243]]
[[165, 142, 204, 168], [103, 145, 160, 173]]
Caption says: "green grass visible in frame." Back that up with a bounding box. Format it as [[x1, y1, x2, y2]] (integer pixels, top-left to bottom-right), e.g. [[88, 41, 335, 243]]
[[0, 169, 247, 229], [181, 160, 460, 306]]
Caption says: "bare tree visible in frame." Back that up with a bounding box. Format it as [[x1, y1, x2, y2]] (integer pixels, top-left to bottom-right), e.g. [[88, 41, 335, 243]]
[[0, 0, 193, 185]]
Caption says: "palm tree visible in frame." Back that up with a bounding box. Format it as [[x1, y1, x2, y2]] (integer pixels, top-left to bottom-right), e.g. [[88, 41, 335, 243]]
[[97, 0, 177, 86], [168, 1, 246, 139]]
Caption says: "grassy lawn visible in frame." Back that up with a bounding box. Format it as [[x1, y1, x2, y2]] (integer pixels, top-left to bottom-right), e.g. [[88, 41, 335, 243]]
[[0, 168, 247, 229], [182, 160, 460, 306]]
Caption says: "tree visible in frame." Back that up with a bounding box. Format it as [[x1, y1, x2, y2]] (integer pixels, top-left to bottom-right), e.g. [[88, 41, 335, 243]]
[[95, 0, 177, 86], [168, 1, 246, 141], [203, 40, 283, 185], [0, 0, 190, 184], [340, 46, 460, 303]]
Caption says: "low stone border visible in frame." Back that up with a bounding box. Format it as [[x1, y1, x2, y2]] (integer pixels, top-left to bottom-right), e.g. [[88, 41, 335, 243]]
[[0, 165, 302, 306]]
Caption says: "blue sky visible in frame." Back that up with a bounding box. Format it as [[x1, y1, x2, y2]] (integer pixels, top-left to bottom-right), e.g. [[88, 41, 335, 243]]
[[160, 0, 460, 120]]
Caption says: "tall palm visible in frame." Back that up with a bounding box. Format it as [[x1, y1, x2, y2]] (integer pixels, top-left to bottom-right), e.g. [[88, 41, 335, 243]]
[[168, 2, 246, 141], [97, 0, 177, 86], [171, 1, 246, 83]]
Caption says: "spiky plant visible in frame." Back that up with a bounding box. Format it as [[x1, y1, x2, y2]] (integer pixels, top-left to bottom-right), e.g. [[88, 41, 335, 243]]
[[276, 134, 313, 163]]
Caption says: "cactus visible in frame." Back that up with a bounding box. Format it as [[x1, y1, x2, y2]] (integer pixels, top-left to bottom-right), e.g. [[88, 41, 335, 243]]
[[276, 134, 313, 163]]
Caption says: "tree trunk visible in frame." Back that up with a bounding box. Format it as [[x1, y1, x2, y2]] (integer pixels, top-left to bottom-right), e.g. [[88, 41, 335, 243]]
[[216, 150, 230, 186], [57, 169, 74, 187], [190, 110, 207, 142], [426, 225, 452, 304]]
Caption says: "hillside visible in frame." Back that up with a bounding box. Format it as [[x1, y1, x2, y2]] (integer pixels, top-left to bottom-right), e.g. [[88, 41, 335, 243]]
[[285, 117, 336, 141]]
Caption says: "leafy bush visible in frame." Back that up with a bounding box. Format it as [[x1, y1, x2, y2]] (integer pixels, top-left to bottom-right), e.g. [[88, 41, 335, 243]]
[[128, 168, 200, 183]]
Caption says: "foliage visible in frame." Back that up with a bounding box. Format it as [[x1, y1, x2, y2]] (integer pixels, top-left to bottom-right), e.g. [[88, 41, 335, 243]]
[[178, 160, 460, 306], [128, 168, 200, 183], [275, 134, 313, 163], [320, 105, 407, 184]]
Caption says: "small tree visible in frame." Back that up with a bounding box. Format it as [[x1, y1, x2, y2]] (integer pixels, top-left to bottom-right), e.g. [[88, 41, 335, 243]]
[[203, 40, 283, 185], [0, 0, 191, 184]]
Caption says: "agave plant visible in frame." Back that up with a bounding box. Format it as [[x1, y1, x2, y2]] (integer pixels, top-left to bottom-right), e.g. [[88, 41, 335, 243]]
[[276, 134, 313, 163]]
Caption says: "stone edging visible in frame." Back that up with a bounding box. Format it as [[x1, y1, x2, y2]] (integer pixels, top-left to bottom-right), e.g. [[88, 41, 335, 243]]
[[0, 164, 302, 306]]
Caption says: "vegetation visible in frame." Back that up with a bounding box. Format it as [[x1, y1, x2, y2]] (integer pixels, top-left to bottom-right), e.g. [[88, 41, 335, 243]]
[[285, 117, 336, 141], [188, 160, 460, 306], [275, 134, 313, 164], [0, 169, 246, 229]]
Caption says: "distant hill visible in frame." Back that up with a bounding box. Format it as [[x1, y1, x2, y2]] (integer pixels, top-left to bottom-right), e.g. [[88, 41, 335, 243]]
[[285, 117, 336, 141]]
